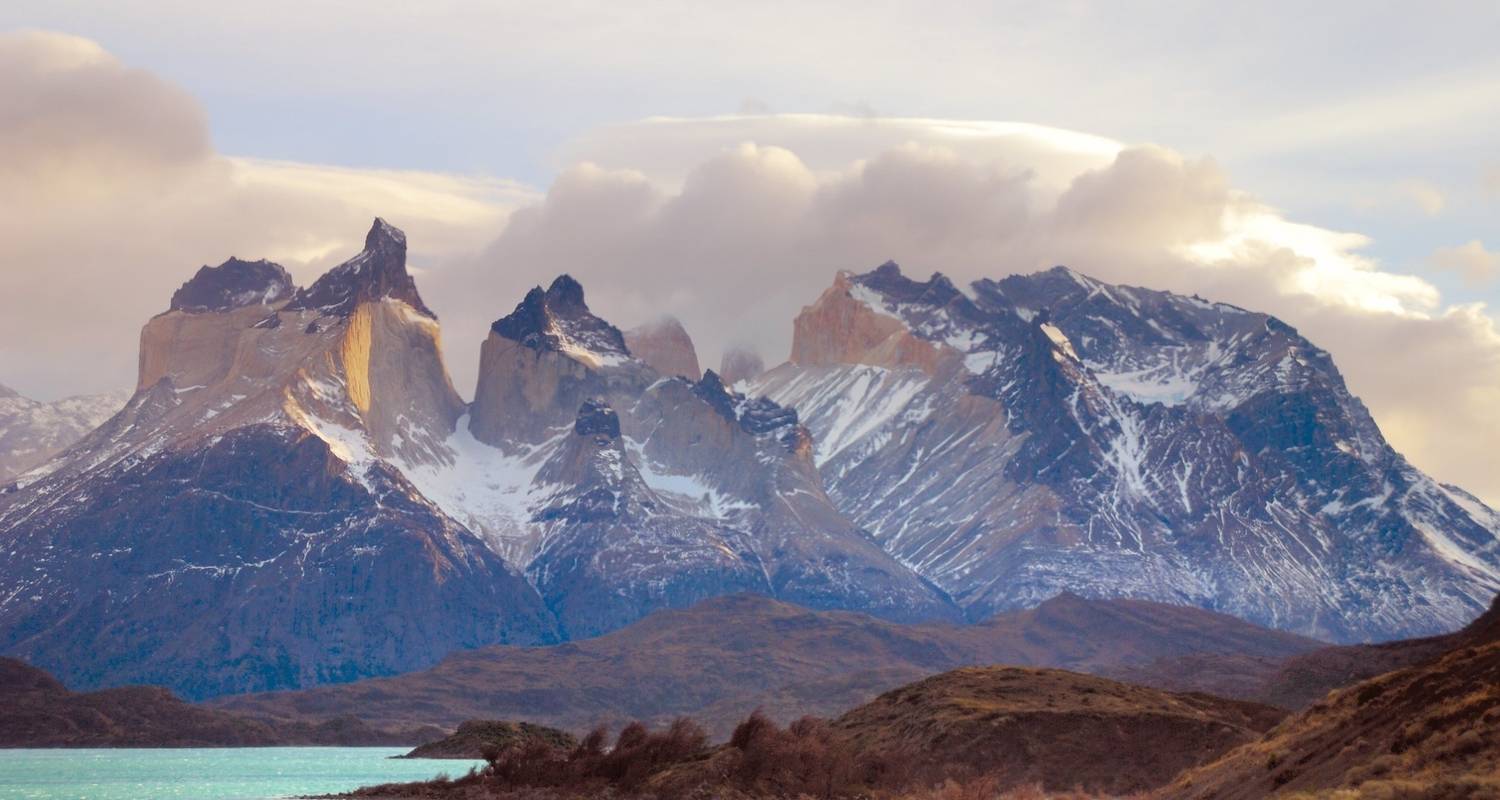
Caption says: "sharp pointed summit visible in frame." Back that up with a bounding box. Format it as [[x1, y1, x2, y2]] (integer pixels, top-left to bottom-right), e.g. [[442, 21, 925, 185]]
[[285, 217, 433, 318]]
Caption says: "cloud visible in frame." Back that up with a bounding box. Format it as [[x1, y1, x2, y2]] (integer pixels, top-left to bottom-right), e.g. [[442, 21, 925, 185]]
[[1430, 241, 1500, 288], [428, 116, 1500, 505], [1352, 179, 1447, 217], [1484, 165, 1500, 198], [0, 30, 532, 399], [557, 115, 1121, 192]]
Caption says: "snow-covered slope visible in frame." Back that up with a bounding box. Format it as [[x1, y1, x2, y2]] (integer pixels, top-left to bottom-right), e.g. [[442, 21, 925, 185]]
[[750, 263, 1500, 642], [0, 388, 129, 482]]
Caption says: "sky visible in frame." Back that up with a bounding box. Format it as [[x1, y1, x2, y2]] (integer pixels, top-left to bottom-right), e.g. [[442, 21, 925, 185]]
[[0, 2, 1497, 501]]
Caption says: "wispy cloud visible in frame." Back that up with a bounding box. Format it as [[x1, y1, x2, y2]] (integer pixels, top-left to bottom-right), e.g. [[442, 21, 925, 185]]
[[1431, 241, 1500, 288]]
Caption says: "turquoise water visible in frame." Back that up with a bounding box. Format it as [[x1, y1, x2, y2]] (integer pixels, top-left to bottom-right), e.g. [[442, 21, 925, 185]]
[[0, 748, 483, 800]]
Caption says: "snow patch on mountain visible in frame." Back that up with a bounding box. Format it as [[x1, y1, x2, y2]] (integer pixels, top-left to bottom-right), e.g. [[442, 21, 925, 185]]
[[624, 438, 756, 517], [396, 415, 565, 564]]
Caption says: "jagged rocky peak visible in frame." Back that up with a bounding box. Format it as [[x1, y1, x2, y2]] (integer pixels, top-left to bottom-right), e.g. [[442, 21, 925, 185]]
[[718, 345, 765, 386], [573, 398, 620, 440], [168, 258, 295, 313], [490, 275, 629, 368], [790, 261, 967, 374], [691, 370, 800, 440], [623, 316, 701, 378], [691, 369, 738, 422], [860, 260, 966, 307], [284, 218, 434, 318]]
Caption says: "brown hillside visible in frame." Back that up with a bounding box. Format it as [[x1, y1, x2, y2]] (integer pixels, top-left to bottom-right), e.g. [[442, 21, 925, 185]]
[[329, 666, 1284, 800], [1166, 597, 1500, 799], [829, 666, 1285, 796], [214, 592, 1318, 738], [1105, 602, 1498, 710], [0, 657, 437, 747]]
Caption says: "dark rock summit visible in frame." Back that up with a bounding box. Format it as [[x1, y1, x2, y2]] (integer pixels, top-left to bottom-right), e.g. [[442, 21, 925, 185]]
[[168, 258, 295, 313], [491, 274, 629, 360], [284, 218, 434, 318], [690, 370, 738, 422], [573, 398, 621, 439]]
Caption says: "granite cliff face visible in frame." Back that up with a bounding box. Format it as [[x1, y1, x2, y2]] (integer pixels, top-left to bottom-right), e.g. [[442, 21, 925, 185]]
[[0, 220, 555, 698], [623, 316, 701, 379], [750, 263, 1500, 642]]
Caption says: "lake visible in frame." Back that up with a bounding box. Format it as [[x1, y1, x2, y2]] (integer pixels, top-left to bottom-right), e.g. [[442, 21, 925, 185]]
[[0, 748, 482, 800]]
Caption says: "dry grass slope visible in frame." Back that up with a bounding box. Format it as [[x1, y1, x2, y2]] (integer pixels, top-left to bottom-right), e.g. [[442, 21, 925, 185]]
[[1166, 598, 1500, 799]]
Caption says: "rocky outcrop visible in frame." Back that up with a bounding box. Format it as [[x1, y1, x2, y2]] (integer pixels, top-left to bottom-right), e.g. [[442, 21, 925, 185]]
[[752, 263, 1500, 642], [624, 316, 701, 379], [789, 265, 958, 376], [133, 219, 465, 465], [399, 720, 576, 759], [718, 346, 765, 386], [284, 218, 433, 318], [168, 258, 294, 313]]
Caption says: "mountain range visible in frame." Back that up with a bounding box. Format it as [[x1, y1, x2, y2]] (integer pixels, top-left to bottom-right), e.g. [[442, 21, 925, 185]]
[[209, 591, 1318, 738], [2, 218, 1498, 700], [751, 264, 1500, 642], [0, 383, 126, 482]]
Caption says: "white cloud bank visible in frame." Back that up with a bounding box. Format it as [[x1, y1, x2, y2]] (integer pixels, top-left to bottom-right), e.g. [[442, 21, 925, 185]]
[[4, 30, 1499, 506], [0, 30, 532, 396]]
